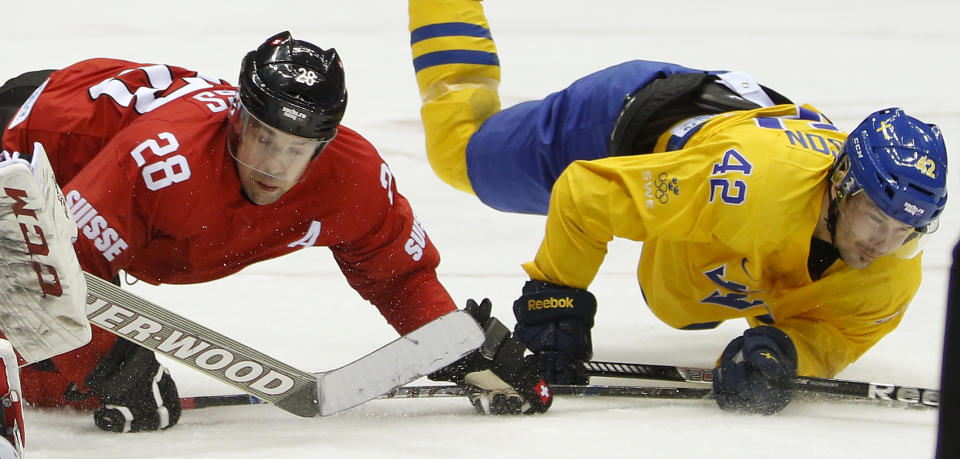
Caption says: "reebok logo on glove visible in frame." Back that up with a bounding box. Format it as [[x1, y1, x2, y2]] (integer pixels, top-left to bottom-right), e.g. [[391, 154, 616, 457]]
[[527, 296, 575, 311]]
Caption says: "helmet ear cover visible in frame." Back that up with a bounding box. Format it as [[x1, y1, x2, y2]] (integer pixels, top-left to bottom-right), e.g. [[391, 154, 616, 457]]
[[237, 31, 347, 140]]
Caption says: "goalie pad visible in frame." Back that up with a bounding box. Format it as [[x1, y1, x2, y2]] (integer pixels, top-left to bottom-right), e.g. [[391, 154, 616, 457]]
[[0, 142, 90, 364]]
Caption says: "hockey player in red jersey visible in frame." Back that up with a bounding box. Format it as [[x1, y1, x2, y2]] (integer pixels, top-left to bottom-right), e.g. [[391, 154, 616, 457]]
[[0, 31, 551, 435]]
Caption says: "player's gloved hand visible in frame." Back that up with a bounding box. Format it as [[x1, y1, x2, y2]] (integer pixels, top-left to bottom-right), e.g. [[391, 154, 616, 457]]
[[429, 299, 552, 415], [64, 338, 181, 432], [512, 280, 597, 384], [713, 326, 798, 415]]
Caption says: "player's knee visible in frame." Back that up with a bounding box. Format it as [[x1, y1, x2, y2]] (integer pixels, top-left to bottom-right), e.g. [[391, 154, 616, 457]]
[[424, 80, 500, 121], [421, 85, 500, 194], [408, 0, 503, 196]]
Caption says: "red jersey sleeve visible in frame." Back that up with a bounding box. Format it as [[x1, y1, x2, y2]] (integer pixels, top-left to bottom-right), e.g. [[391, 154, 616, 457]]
[[324, 132, 457, 335]]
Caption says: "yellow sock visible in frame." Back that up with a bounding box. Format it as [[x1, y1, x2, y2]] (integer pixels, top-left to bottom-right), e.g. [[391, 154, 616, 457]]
[[409, 0, 501, 194]]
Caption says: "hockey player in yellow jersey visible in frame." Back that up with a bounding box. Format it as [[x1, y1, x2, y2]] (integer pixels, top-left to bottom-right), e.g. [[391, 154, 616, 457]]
[[408, 0, 948, 414]]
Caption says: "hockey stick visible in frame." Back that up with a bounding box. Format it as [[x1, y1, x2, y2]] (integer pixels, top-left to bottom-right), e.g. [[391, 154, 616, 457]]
[[179, 384, 715, 410], [180, 375, 940, 411], [179, 359, 939, 411], [583, 361, 939, 408], [83, 272, 485, 417]]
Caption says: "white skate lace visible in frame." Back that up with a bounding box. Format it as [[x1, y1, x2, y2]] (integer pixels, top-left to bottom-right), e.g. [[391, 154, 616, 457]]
[[0, 150, 21, 162], [0, 150, 24, 168]]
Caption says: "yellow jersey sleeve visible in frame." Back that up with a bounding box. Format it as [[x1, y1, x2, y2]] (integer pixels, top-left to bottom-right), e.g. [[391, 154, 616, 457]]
[[756, 253, 922, 377], [522, 104, 839, 288], [521, 144, 739, 288]]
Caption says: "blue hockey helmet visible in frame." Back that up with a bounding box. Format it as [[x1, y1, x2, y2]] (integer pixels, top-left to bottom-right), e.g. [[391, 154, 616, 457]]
[[832, 108, 948, 233]]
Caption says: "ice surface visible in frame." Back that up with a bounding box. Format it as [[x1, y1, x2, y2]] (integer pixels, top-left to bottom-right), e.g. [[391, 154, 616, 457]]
[[3, 1, 958, 457]]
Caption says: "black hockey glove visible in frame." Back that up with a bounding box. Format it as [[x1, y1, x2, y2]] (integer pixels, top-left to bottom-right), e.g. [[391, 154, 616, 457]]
[[713, 326, 798, 415], [64, 337, 181, 432], [513, 280, 597, 384], [429, 299, 552, 415]]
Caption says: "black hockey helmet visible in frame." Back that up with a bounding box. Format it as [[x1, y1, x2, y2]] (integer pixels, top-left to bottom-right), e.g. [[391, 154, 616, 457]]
[[237, 31, 347, 140]]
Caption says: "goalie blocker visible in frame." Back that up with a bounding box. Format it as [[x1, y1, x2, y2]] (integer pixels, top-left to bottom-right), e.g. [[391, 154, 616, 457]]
[[0, 142, 90, 364]]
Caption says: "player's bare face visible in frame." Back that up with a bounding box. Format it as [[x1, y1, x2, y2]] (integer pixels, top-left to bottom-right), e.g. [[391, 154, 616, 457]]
[[834, 192, 916, 269], [235, 160, 297, 205], [230, 109, 328, 205]]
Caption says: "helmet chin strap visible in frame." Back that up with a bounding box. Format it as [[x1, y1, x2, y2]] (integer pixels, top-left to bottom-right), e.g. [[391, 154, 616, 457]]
[[827, 198, 840, 247], [826, 192, 841, 246]]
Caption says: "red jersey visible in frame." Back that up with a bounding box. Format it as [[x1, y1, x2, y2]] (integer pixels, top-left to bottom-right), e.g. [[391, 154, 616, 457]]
[[2, 58, 458, 407]]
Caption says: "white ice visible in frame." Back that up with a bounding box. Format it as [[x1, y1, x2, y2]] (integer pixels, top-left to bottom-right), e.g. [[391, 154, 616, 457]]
[[3, 1, 959, 457]]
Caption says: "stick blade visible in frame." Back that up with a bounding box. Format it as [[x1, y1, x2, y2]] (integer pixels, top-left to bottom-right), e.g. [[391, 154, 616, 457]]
[[317, 310, 483, 416]]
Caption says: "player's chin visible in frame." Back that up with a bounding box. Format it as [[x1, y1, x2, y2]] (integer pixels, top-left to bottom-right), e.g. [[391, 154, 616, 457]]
[[249, 191, 283, 205], [241, 184, 284, 205], [838, 246, 874, 269]]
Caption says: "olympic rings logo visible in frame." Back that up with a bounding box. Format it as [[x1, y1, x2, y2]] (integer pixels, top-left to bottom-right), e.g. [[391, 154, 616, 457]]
[[655, 173, 680, 204]]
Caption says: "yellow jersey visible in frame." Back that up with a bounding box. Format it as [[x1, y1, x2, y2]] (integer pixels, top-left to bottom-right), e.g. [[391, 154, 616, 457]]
[[522, 104, 922, 378]]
